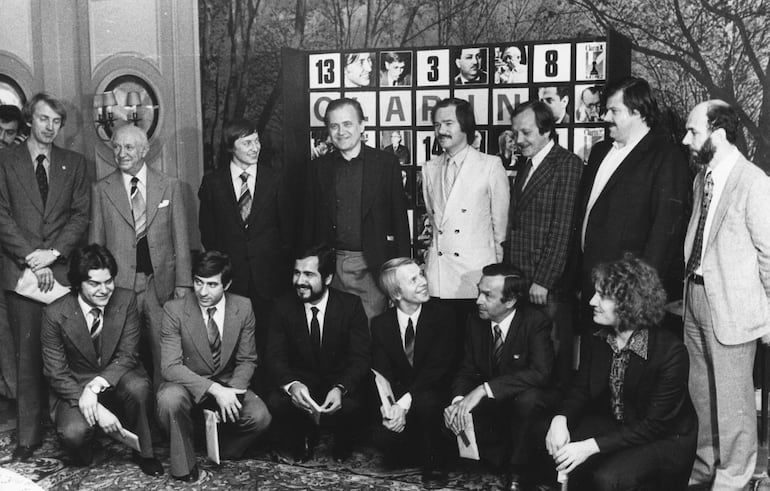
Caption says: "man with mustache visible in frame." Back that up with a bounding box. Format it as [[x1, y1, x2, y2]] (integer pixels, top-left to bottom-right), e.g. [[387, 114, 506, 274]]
[[577, 77, 689, 319], [681, 100, 770, 490], [370, 257, 457, 488], [454, 48, 488, 85], [265, 245, 370, 463]]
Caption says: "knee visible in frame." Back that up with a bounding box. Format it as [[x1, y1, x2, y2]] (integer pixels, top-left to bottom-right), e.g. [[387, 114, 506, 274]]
[[119, 372, 152, 401], [157, 383, 191, 419], [590, 465, 627, 491], [240, 397, 272, 434], [512, 389, 545, 416], [58, 418, 92, 449]]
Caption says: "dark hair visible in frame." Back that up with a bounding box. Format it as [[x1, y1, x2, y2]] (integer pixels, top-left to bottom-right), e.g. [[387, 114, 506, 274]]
[[481, 263, 528, 303], [381, 51, 405, 68], [67, 244, 118, 291], [193, 250, 233, 285], [591, 255, 666, 331], [511, 100, 555, 140], [603, 76, 660, 128], [706, 101, 740, 144], [0, 105, 22, 126], [23, 93, 67, 127], [296, 244, 336, 280], [324, 97, 365, 126], [541, 86, 570, 99], [223, 118, 259, 152], [432, 98, 476, 144]]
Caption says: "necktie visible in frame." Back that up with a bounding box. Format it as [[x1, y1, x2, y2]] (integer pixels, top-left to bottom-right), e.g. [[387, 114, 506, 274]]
[[130, 177, 147, 240], [90, 308, 102, 358], [310, 306, 321, 359], [443, 158, 458, 202], [404, 318, 415, 366], [206, 307, 221, 369], [686, 171, 714, 277], [492, 324, 504, 369], [238, 172, 252, 224], [35, 155, 48, 207], [514, 158, 532, 201]]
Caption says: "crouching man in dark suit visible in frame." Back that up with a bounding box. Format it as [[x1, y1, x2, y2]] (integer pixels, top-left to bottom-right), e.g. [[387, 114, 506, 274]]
[[371, 257, 457, 488], [41, 244, 163, 476], [444, 263, 554, 490], [157, 251, 271, 482], [265, 244, 370, 463]]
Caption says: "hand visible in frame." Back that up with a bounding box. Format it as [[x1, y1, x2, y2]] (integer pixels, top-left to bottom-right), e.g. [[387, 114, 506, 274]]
[[554, 438, 599, 474], [383, 404, 406, 433], [26, 249, 58, 271], [529, 283, 549, 305], [174, 287, 190, 299], [208, 383, 245, 423], [288, 382, 315, 413], [443, 386, 485, 435], [96, 404, 126, 437], [321, 387, 342, 414], [545, 415, 570, 457], [78, 387, 99, 426], [34, 267, 54, 293]]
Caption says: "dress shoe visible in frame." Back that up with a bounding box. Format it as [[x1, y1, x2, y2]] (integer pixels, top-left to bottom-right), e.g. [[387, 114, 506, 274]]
[[421, 468, 448, 489], [331, 441, 352, 463], [12, 444, 40, 462], [133, 453, 164, 477], [504, 472, 523, 491], [293, 434, 318, 463], [172, 464, 199, 483]]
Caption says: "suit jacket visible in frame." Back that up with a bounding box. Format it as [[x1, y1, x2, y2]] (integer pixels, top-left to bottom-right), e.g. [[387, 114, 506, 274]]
[[0, 143, 90, 289], [265, 288, 370, 395], [558, 328, 696, 454], [422, 147, 510, 298], [199, 158, 293, 301], [684, 155, 770, 344], [383, 144, 411, 165], [41, 289, 140, 408], [370, 301, 457, 400], [90, 166, 192, 301], [302, 145, 410, 274], [506, 143, 582, 291], [452, 305, 553, 400], [379, 71, 412, 87], [578, 132, 689, 299], [160, 293, 257, 403]]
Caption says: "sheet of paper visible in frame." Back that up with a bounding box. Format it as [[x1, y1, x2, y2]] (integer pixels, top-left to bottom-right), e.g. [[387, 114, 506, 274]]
[[371, 369, 396, 411], [107, 427, 140, 452], [298, 386, 323, 424], [457, 413, 480, 460], [14, 268, 69, 305], [203, 408, 221, 464]]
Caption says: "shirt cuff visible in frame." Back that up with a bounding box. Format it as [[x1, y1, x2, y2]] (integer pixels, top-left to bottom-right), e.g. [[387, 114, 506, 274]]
[[396, 392, 412, 412], [484, 382, 494, 399], [283, 381, 300, 395], [451, 395, 464, 405], [90, 376, 110, 392]]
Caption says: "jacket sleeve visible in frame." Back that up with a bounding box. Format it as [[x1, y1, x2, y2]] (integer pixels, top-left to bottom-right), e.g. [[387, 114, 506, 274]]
[[160, 301, 213, 403], [489, 156, 511, 261], [387, 157, 411, 257], [99, 293, 141, 387], [41, 306, 85, 406], [338, 297, 371, 394], [228, 304, 257, 390], [169, 178, 193, 288]]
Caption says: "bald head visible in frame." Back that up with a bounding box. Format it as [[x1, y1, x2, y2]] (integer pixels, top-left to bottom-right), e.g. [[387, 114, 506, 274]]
[[683, 99, 738, 168]]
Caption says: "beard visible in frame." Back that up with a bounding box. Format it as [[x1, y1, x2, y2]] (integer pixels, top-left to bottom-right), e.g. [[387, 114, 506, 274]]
[[689, 136, 716, 171]]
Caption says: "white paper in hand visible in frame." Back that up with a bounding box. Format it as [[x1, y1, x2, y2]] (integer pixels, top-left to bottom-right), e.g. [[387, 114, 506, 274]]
[[457, 413, 480, 460], [371, 369, 396, 411], [107, 427, 140, 452], [14, 268, 69, 304], [299, 386, 323, 424], [203, 408, 221, 464]]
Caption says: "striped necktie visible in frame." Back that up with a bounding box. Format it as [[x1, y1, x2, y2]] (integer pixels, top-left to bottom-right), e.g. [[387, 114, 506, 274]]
[[130, 177, 146, 240], [90, 308, 102, 360], [207, 307, 221, 369], [238, 172, 252, 224], [492, 324, 504, 369], [686, 170, 714, 277]]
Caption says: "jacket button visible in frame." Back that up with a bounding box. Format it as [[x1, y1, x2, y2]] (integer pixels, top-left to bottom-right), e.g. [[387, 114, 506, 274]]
[[438, 251, 443, 256], [454, 252, 459, 257], [438, 230, 443, 235], [454, 229, 459, 233]]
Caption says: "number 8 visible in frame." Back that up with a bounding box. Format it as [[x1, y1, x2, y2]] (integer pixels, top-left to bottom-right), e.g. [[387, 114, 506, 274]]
[[545, 50, 558, 77]]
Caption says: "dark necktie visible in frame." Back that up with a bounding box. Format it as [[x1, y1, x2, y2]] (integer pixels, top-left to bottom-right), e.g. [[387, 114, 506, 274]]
[[514, 158, 532, 202], [310, 306, 321, 359], [404, 318, 415, 366], [686, 171, 714, 277], [130, 177, 147, 240], [492, 324, 504, 369], [35, 154, 48, 207], [90, 308, 102, 359], [238, 172, 252, 225], [206, 307, 221, 369]]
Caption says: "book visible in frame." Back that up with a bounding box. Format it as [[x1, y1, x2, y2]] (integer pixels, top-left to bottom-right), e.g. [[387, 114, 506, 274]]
[[457, 413, 480, 460], [107, 427, 140, 452], [371, 369, 396, 412]]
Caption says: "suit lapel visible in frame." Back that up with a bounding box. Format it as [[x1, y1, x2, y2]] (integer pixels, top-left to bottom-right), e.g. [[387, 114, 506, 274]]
[[100, 295, 126, 365], [248, 161, 274, 226], [219, 294, 239, 369], [705, 159, 744, 248], [61, 295, 99, 365], [386, 309, 412, 371], [518, 150, 558, 206], [361, 149, 380, 218], [594, 134, 653, 202], [145, 167, 166, 228], [412, 306, 437, 369], [319, 290, 341, 363], [214, 167, 243, 226], [103, 171, 134, 227], [45, 146, 68, 216], [183, 295, 216, 370], [9, 145, 44, 213], [442, 149, 479, 227]]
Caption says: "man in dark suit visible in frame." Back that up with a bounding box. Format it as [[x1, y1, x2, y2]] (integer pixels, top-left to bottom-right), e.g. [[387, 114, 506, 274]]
[[505, 101, 582, 386], [371, 257, 457, 488], [302, 97, 409, 320], [157, 251, 272, 481], [90, 125, 192, 387], [199, 119, 293, 334], [578, 77, 689, 307], [444, 263, 554, 490], [41, 245, 163, 475], [0, 93, 90, 461], [265, 245, 370, 463]]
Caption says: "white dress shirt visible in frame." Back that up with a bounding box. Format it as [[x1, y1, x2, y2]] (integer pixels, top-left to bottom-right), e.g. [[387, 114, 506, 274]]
[[522, 140, 554, 188], [230, 162, 257, 198], [121, 163, 147, 203], [198, 295, 226, 339]]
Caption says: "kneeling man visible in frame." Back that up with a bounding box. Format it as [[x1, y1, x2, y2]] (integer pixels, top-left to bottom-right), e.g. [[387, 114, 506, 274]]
[[444, 263, 554, 490], [158, 251, 271, 481], [41, 244, 162, 476]]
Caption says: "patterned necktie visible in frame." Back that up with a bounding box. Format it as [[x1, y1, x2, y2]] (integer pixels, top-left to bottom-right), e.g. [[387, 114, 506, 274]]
[[35, 154, 48, 207], [238, 172, 252, 224], [492, 324, 504, 368], [130, 177, 147, 240], [206, 307, 221, 369], [443, 158, 458, 202], [90, 308, 102, 358], [686, 171, 714, 277], [310, 306, 321, 359], [514, 158, 533, 201], [404, 318, 415, 366]]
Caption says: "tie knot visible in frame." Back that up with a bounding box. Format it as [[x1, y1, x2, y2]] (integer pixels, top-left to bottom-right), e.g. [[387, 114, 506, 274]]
[[240, 172, 249, 183], [131, 176, 139, 186], [207, 307, 216, 317], [36, 154, 45, 165], [90, 308, 101, 320], [494, 324, 502, 337], [311, 306, 319, 317], [407, 317, 413, 328]]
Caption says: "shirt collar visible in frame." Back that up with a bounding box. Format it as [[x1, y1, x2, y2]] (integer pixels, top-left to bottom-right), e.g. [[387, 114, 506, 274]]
[[305, 288, 330, 316], [596, 327, 649, 360], [446, 144, 471, 162], [27, 140, 51, 163], [396, 304, 422, 330], [198, 294, 226, 319], [531, 140, 555, 168], [230, 161, 257, 180], [492, 308, 517, 340], [708, 146, 740, 178], [122, 162, 147, 186], [611, 127, 649, 151], [77, 294, 104, 320]]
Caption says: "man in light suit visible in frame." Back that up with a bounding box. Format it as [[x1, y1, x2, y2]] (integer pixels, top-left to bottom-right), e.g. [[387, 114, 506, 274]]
[[505, 101, 582, 386], [90, 125, 191, 387], [41, 244, 163, 475], [421, 97, 509, 325], [682, 100, 770, 490], [157, 251, 271, 481], [0, 93, 90, 461]]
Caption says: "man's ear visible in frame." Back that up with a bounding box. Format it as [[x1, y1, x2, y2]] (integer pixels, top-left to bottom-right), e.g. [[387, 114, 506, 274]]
[[324, 274, 333, 287], [224, 280, 232, 291]]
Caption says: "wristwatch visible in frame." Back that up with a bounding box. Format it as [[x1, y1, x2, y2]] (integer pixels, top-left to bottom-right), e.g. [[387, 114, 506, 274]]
[[50, 249, 61, 258], [332, 384, 347, 396]]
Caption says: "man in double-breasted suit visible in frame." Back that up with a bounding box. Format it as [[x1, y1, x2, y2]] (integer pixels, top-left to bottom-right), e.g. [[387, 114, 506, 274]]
[[505, 101, 582, 386], [371, 257, 457, 488], [41, 245, 162, 475], [444, 263, 554, 490], [157, 251, 271, 481], [302, 98, 410, 320], [265, 245, 370, 463], [421, 97, 509, 325], [90, 125, 191, 387], [682, 100, 770, 489], [0, 93, 90, 461]]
